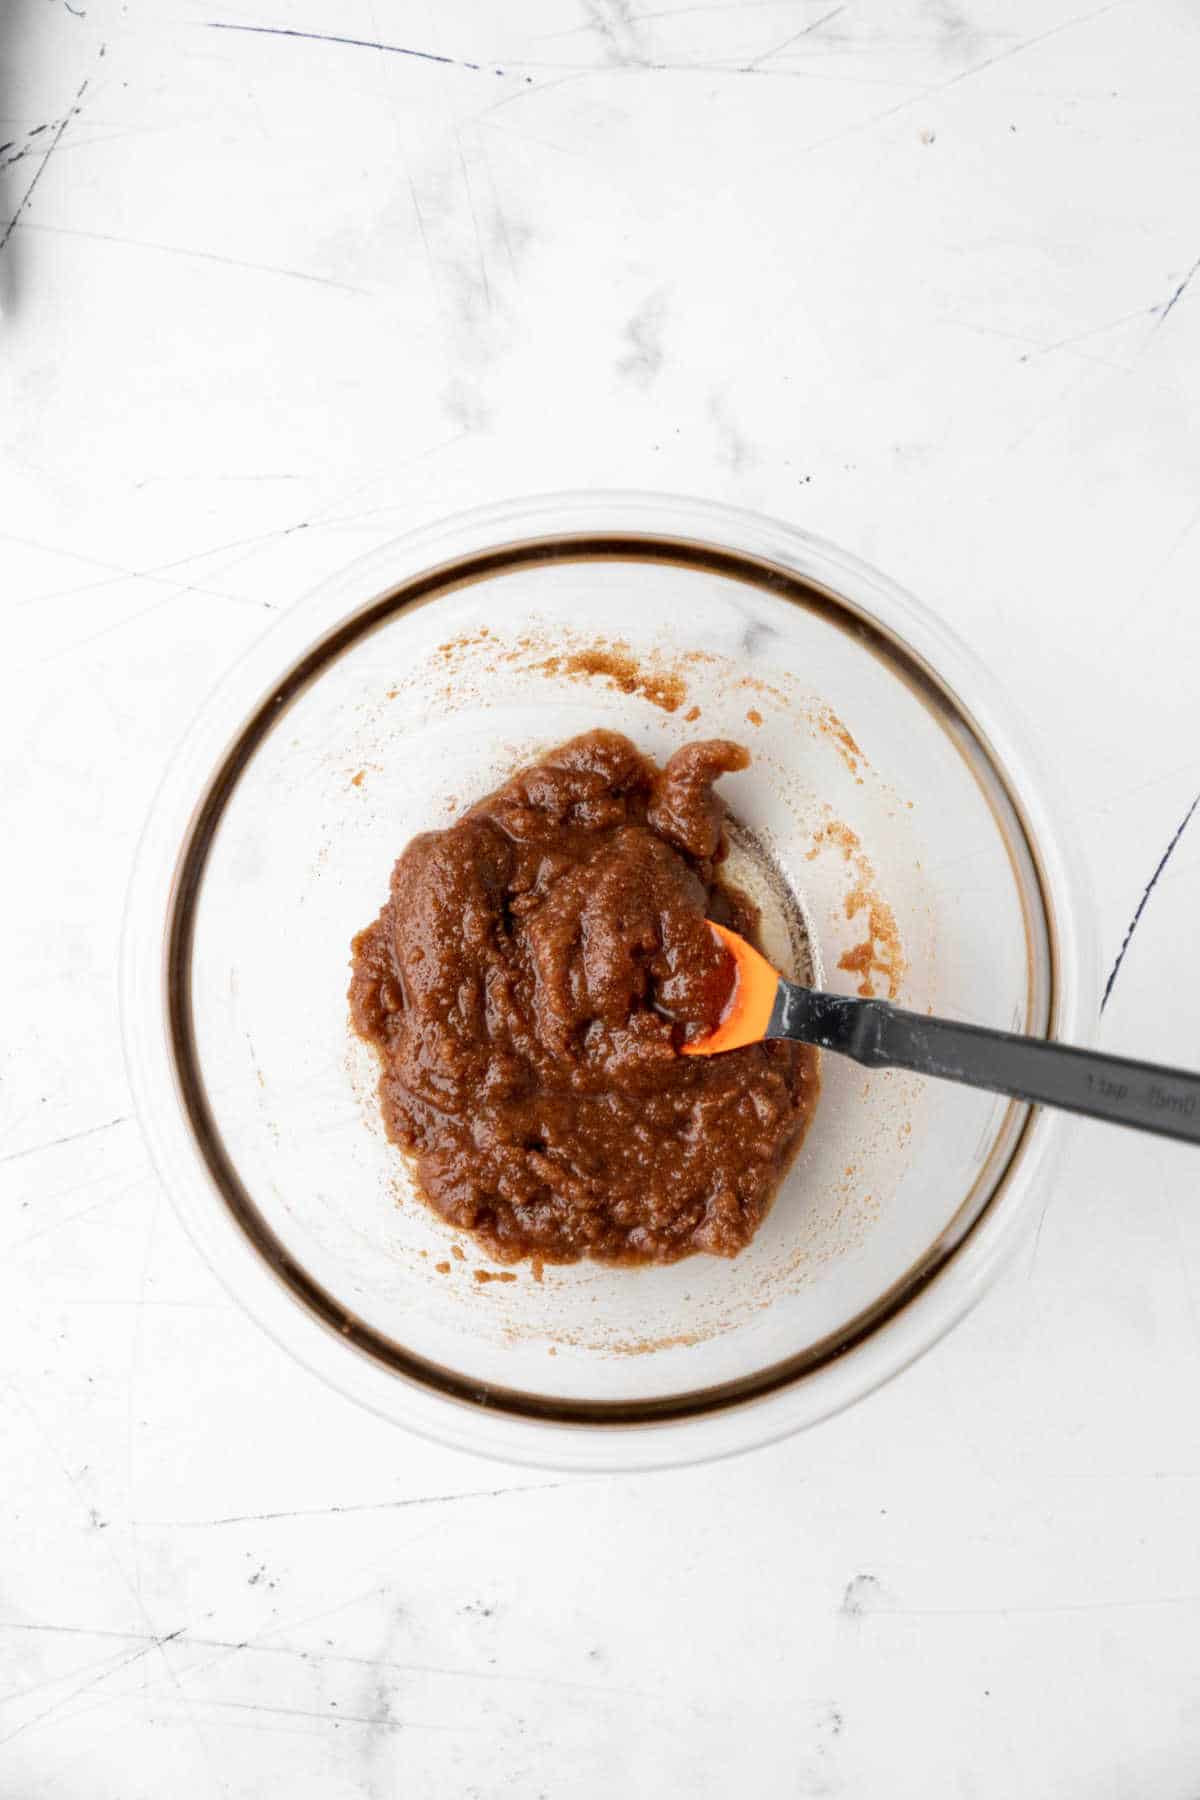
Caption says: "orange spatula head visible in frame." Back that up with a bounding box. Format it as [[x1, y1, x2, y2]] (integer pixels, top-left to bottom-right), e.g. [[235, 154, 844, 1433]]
[[681, 922, 783, 1056]]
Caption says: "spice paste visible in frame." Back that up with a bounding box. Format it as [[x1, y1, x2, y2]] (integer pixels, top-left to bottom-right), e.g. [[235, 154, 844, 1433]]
[[350, 731, 819, 1264]]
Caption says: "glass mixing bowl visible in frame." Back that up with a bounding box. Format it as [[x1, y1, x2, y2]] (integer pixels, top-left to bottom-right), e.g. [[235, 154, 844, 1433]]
[[122, 494, 1094, 1470]]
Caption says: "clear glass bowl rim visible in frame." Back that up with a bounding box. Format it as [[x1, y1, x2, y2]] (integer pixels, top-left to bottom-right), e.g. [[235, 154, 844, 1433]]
[[120, 491, 1097, 1471]]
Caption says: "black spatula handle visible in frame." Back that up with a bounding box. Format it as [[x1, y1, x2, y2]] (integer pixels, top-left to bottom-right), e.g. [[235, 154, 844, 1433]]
[[768, 984, 1200, 1146]]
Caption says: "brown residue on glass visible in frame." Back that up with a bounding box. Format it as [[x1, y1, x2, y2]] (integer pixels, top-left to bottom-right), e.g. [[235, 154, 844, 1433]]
[[535, 645, 686, 714], [807, 816, 905, 1000], [806, 821, 862, 862], [815, 704, 864, 778], [437, 626, 492, 659], [838, 884, 904, 999]]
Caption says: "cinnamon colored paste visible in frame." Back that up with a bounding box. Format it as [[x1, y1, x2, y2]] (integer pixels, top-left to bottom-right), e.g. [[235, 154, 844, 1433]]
[[349, 731, 819, 1265]]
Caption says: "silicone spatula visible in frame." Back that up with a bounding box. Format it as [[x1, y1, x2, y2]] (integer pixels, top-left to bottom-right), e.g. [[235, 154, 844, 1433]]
[[682, 923, 1200, 1146]]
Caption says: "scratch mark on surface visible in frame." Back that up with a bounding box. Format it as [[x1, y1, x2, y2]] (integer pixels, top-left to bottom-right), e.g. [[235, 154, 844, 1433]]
[[0, 1620, 658, 1708], [129, 1196, 162, 1605], [3, 527, 253, 612], [933, 0, 1128, 95], [1025, 305, 1153, 358], [407, 175, 441, 304], [8, 1159, 144, 1212], [0, 1385, 223, 1788], [19, 514, 315, 615], [140, 1482, 566, 1527], [537, 0, 830, 34], [468, 70, 586, 126], [62, 1297, 227, 1309], [1154, 251, 1200, 328], [1101, 791, 1200, 1011], [26, 591, 213, 669], [0, 1114, 129, 1168], [1028, 1189, 1054, 1284], [17, 219, 369, 293], [1139, 499, 1200, 601], [1090, 752, 1200, 814], [204, 21, 516, 77], [795, 0, 1127, 156], [200, 1696, 477, 1733], [1003, 360, 1093, 454], [8, 1172, 157, 1253], [742, 3, 844, 67], [0, 114, 129, 171], [511, 49, 920, 89], [454, 133, 492, 317], [939, 315, 1147, 381], [0, 1640, 142, 1710], [0, 1634, 182, 1749], [0, 70, 93, 255], [13, 455, 442, 626]]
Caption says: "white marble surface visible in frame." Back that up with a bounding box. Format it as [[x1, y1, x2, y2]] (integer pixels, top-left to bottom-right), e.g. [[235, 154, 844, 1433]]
[[3, 0, 1200, 1793]]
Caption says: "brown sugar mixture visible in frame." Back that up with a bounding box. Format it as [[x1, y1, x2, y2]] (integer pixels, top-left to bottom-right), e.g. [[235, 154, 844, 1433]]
[[349, 731, 819, 1265]]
